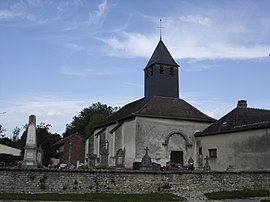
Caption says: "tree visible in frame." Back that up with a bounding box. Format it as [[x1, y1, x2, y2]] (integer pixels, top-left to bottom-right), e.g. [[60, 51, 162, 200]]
[[35, 122, 61, 166], [12, 126, 20, 142], [63, 102, 118, 138], [18, 122, 61, 166], [0, 124, 6, 138]]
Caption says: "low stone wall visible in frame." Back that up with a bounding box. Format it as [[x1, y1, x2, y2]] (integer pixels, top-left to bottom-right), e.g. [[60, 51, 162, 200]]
[[0, 168, 269, 195]]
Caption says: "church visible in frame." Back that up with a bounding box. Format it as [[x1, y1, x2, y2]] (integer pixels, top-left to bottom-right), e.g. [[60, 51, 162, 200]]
[[85, 38, 216, 169]]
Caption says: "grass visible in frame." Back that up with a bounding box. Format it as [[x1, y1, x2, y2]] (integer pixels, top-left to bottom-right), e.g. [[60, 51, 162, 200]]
[[0, 193, 186, 201], [205, 189, 270, 200], [261, 199, 270, 202]]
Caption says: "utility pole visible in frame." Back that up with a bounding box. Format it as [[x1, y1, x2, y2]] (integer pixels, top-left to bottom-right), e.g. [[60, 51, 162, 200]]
[[68, 135, 72, 169]]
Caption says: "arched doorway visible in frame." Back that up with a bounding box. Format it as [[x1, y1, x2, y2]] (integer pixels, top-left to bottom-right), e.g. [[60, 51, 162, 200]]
[[163, 131, 192, 166]]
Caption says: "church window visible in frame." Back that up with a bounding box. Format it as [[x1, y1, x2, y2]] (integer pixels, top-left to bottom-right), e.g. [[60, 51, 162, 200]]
[[170, 67, 174, 75], [199, 147, 202, 155], [150, 67, 153, 76], [160, 65, 164, 74], [208, 148, 217, 158]]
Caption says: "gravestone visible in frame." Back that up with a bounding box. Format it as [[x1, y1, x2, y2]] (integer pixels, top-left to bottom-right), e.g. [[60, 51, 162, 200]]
[[116, 148, 125, 169], [22, 115, 37, 168], [203, 155, 211, 171], [140, 147, 153, 171], [99, 139, 109, 167], [88, 153, 97, 167], [188, 157, 194, 170]]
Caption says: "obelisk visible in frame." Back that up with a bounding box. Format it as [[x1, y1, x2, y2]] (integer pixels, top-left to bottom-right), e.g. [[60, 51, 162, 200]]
[[22, 115, 37, 168]]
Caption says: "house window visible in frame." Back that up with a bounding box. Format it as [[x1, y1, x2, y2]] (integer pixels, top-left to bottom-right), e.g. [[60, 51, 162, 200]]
[[170, 67, 174, 75], [208, 148, 217, 158], [160, 65, 164, 74], [199, 147, 202, 155], [150, 67, 153, 75]]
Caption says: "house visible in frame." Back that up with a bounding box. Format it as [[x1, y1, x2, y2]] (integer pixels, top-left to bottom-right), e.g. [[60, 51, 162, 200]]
[[0, 143, 21, 166], [0, 143, 21, 156], [85, 39, 215, 169], [195, 100, 270, 171], [55, 132, 85, 168]]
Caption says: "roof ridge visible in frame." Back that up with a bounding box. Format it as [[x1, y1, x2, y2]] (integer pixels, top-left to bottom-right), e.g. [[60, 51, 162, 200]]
[[234, 120, 270, 128], [132, 97, 152, 115], [245, 107, 270, 112]]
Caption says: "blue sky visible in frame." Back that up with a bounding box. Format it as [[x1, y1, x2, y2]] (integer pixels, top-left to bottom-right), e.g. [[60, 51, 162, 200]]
[[0, 0, 269, 136]]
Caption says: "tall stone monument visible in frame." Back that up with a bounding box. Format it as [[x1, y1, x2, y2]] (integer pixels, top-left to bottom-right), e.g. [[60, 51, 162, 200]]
[[22, 115, 37, 168]]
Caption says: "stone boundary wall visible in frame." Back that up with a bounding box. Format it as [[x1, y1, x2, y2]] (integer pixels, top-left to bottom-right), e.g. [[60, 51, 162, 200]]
[[0, 168, 270, 195]]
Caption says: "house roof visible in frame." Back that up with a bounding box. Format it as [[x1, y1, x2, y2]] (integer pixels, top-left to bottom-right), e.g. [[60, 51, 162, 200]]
[[95, 96, 215, 129], [54, 132, 83, 145], [0, 143, 21, 156], [145, 40, 179, 69], [195, 104, 270, 137]]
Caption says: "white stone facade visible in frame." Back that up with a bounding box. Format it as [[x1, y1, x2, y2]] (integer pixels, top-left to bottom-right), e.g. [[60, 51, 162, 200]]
[[88, 116, 211, 169], [195, 127, 270, 171]]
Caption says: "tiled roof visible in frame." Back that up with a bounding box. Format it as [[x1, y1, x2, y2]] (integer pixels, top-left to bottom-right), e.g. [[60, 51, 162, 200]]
[[195, 106, 270, 137], [95, 98, 147, 128], [95, 96, 215, 129], [54, 132, 82, 145], [145, 40, 179, 69]]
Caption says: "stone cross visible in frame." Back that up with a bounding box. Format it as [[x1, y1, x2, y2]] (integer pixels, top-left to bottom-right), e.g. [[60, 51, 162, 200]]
[[140, 147, 153, 171], [203, 155, 211, 171], [144, 147, 149, 154]]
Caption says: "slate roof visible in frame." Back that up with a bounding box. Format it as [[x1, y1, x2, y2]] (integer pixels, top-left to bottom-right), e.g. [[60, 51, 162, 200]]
[[95, 96, 215, 129], [145, 40, 179, 69], [195, 106, 270, 137]]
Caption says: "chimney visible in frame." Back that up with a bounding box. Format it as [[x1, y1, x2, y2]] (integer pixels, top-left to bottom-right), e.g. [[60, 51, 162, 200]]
[[237, 100, 247, 108]]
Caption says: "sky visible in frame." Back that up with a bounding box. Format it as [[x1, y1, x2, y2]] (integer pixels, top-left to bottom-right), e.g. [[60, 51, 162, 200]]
[[0, 0, 270, 137]]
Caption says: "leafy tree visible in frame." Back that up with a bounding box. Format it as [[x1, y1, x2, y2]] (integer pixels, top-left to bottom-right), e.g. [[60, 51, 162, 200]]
[[0, 124, 6, 138], [12, 126, 20, 142], [17, 122, 61, 166], [64, 102, 118, 138], [0, 137, 13, 147], [35, 123, 61, 166]]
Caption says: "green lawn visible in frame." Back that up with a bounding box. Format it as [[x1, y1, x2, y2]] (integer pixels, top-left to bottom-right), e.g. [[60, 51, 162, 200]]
[[0, 193, 186, 202], [205, 189, 270, 200]]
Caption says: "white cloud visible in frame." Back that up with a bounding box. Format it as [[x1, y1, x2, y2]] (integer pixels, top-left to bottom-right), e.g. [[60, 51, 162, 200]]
[[186, 99, 233, 120], [66, 43, 84, 51], [0, 10, 22, 19], [88, 0, 107, 25], [0, 94, 139, 136], [61, 66, 124, 77], [97, 14, 270, 60], [179, 14, 212, 26], [96, 32, 156, 58], [0, 95, 89, 136], [0, 0, 49, 24]]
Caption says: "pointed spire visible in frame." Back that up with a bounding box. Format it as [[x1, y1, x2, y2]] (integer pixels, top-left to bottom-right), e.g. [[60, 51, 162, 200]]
[[145, 40, 179, 69]]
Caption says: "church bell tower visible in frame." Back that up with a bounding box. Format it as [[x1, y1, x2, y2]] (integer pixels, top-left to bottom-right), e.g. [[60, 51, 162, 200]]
[[144, 39, 179, 99]]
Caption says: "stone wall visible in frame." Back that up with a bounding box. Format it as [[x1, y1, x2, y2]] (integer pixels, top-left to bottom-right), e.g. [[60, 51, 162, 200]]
[[0, 168, 269, 195]]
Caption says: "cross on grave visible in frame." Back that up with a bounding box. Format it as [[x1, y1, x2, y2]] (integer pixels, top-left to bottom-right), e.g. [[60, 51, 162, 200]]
[[140, 147, 153, 171], [203, 155, 211, 171], [204, 155, 209, 162], [144, 147, 149, 154]]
